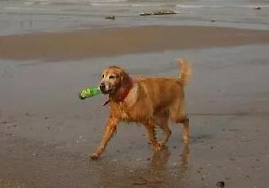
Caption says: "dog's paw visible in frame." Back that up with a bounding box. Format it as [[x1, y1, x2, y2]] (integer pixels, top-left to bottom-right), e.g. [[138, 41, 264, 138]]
[[153, 142, 165, 152], [182, 135, 190, 144], [89, 153, 100, 160]]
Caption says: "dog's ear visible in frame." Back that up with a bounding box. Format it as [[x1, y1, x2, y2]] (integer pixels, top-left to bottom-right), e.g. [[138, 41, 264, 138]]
[[120, 70, 131, 86]]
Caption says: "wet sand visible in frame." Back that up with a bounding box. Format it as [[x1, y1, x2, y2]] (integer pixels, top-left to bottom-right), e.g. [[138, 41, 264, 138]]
[[0, 26, 269, 60], [0, 26, 269, 188]]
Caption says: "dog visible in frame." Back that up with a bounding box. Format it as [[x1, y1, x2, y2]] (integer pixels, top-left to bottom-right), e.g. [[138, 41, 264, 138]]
[[90, 58, 191, 160]]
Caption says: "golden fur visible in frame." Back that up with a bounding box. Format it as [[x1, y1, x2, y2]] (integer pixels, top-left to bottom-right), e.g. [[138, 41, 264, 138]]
[[90, 58, 191, 160]]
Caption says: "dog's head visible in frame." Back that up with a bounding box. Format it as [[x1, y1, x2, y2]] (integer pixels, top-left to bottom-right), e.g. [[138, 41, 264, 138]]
[[99, 66, 130, 95]]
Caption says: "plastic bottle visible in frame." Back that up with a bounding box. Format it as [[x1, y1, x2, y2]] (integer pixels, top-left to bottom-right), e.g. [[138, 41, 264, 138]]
[[79, 87, 101, 100]]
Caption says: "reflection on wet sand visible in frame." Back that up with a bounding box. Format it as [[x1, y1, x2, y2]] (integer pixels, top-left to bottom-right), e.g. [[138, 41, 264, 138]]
[[92, 143, 190, 187], [148, 143, 190, 187], [151, 143, 190, 169]]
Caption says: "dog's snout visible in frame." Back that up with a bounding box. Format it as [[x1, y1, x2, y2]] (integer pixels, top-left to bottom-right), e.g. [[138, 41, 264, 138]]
[[100, 82, 110, 94], [100, 83, 105, 90]]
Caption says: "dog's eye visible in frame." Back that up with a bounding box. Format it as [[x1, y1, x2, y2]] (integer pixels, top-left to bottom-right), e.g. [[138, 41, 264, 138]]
[[102, 74, 104, 78], [109, 75, 115, 79]]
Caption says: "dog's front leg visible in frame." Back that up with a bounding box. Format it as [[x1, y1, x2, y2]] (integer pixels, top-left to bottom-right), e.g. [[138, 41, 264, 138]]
[[90, 118, 119, 160]]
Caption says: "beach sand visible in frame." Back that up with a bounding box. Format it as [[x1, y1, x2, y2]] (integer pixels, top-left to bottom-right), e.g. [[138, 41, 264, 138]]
[[0, 25, 269, 188], [0, 26, 269, 60]]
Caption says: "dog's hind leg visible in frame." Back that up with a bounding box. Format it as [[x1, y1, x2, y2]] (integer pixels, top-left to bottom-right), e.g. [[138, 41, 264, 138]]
[[159, 123, 171, 147], [154, 110, 171, 147], [170, 101, 190, 144], [180, 117, 190, 144]]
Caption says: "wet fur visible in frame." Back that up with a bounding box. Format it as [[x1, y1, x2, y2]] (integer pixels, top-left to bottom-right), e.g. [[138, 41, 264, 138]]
[[90, 58, 191, 160]]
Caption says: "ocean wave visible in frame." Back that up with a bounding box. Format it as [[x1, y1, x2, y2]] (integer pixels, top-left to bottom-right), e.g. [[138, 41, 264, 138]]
[[90, 0, 127, 2], [176, 5, 234, 9], [22, 0, 269, 9], [239, 5, 269, 8], [130, 3, 164, 7], [25, 0, 170, 7], [25, 0, 127, 3], [4, 6, 53, 11], [90, 3, 164, 7], [176, 5, 206, 8], [176, 4, 269, 9]]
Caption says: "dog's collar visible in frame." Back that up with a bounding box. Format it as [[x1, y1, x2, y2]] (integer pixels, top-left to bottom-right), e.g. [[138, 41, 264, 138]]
[[103, 79, 133, 106]]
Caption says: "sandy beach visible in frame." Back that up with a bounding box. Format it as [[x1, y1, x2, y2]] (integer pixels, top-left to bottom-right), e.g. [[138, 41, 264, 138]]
[[0, 26, 269, 60], [1, 15, 269, 188]]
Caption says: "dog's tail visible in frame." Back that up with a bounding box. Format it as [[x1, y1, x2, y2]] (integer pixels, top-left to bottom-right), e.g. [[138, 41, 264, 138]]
[[177, 58, 191, 86]]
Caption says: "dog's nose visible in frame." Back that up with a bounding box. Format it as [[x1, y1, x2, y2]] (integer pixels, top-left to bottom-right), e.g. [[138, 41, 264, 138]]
[[100, 83, 106, 91]]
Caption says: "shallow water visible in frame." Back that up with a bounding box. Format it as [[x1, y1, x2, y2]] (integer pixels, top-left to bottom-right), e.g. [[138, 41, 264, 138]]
[[0, 0, 269, 35]]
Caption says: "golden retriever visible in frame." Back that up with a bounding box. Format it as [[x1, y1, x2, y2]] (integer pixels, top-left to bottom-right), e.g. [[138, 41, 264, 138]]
[[90, 58, 191, 160]]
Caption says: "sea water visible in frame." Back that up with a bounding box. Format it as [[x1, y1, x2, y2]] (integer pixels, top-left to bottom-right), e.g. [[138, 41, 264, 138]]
[[0, 0, 268, 35]]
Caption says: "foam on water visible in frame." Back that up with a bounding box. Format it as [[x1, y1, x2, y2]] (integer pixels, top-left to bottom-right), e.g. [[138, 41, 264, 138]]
[[25, 0, 128, 3]]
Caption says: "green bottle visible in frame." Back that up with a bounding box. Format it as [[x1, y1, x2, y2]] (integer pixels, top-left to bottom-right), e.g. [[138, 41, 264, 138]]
[[79, 87, 101, 100]]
